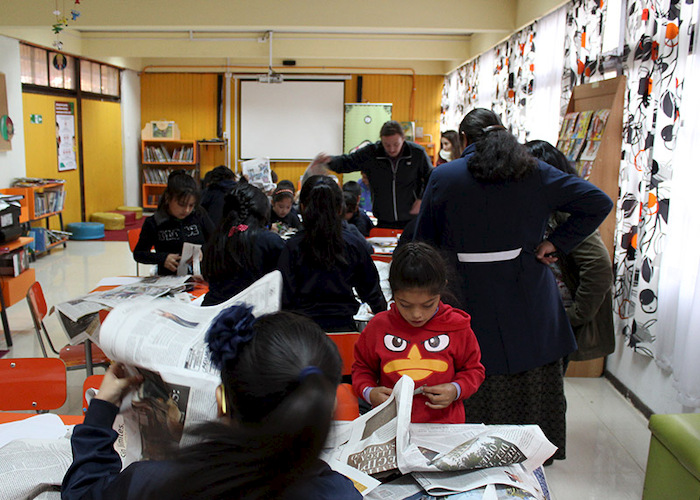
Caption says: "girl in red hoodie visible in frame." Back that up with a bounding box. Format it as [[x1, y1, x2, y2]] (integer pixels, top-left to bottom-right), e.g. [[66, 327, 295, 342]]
[[352, 242, 485, 423]]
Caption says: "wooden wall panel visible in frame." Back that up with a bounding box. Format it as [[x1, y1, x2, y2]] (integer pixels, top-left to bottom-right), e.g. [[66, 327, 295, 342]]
[[141, 73, 219, 142], [81, 99, 124, 217], [21, 93, 82, 226]]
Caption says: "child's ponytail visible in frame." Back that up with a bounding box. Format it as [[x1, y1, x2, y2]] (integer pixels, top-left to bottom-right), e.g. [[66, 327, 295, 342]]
[[299, 175, 347, 269]]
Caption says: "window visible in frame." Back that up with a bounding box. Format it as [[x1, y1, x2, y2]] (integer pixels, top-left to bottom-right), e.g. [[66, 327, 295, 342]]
[[20, 42, 120, 98]]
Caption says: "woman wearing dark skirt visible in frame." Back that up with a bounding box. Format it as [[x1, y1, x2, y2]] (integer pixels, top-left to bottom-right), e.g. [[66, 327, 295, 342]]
[[414, 109, 613, 462]]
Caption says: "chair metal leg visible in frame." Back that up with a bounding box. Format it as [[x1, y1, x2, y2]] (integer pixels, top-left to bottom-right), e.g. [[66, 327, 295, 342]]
[[85, 339, 94, 376]]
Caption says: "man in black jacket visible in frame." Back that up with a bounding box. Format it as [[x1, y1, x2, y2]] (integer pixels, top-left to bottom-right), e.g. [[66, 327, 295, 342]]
[[309, 121, 433, 229]]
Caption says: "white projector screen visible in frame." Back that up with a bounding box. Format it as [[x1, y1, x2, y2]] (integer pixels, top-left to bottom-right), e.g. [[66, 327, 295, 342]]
[[240, 80, 344, 160]]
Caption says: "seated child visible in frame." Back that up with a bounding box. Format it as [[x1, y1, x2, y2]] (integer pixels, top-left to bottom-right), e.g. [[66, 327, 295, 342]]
[[270, 180, 302, 232], [133, 170, 214, 276], [201, 181, 284, 306], [62, 307, 361, 500], [352, 242, 485, 423], [343, 190, 374, 237], [200, 165, 237, 229]]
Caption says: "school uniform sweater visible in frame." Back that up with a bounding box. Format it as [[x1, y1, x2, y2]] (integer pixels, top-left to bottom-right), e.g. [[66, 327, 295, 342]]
[[202, 230, 285, 306], [62, 399, 361, 500], [352, 302, 485, 424], [133, 208, 214, 276], [278, 225, 387, 331]]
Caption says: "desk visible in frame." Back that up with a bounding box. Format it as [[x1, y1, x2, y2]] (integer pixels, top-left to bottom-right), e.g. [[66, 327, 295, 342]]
[[367, 236, 399, 263]]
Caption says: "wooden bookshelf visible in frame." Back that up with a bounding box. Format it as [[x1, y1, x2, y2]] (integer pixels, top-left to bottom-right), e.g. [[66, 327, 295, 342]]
[[0, 182, 68, 255], [560, 75, 626, 379], [141, 139, 199, 209]]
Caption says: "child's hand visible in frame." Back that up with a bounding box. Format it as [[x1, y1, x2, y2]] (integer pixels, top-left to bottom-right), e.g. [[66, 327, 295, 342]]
[[95, 363, 144, 407], [369, 386, 393, 407], [164, 253, 181, 272], [422, 383, 458, 409]]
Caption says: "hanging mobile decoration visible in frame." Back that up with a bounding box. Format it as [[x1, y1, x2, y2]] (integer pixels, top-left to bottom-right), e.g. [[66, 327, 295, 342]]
[[51, 0, 82, 51]]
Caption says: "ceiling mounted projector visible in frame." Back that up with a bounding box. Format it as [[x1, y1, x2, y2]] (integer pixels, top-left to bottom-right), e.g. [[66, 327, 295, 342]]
[[258, 72, 283, 84]]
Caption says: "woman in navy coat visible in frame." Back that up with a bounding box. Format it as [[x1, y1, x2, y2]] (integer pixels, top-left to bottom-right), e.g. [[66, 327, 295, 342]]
[[414, 108, 613, 462]]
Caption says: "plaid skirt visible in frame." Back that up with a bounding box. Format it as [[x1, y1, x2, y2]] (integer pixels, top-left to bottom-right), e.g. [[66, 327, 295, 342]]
[[463, 359, 566, 461]]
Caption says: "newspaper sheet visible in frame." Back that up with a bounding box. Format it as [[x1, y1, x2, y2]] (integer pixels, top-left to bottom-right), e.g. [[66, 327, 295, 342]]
[[177, 243, 202, 276], [95, 270, 282, 466], [0, 438, 72, 500], [338, 375, 556, 498]]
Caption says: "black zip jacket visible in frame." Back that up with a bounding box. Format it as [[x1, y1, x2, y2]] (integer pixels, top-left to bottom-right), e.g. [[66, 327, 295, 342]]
[[328, 141, 432, 225], [133, 208, 214, 275]]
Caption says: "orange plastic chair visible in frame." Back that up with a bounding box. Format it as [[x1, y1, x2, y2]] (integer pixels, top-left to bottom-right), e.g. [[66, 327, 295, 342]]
[[0, 358, 67, 412], [371, 254, 393, 263], [326, 331, 360, 376], [82, 374, 105, 414], [334, 383, 360, 421], [369, 227, 403, 238], [127, 227, 142, 276], [26, 281, 110, 376]]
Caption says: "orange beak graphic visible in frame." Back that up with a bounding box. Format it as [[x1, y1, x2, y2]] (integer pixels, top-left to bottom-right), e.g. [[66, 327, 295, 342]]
[[383, 345, 448, 382]]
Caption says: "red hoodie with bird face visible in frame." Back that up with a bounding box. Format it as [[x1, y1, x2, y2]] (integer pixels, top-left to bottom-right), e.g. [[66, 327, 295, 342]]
[[352, 302, 485, 423]]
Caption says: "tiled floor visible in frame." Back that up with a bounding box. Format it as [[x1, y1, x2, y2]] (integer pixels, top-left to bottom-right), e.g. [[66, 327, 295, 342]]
[[1, 241, 651, 499]]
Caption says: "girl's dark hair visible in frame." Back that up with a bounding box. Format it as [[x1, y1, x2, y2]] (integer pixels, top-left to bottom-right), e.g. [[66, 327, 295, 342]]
[[459, 108, 536, 182], [168, 310, 342, 499], [525, 140, 577, 176], [441, 130, 462, 157], [202, 182, 270, 280], [389, 241, 448, 296], [272, 180, 295, 204], [342, 180, 361, 199], [202, 165, 236, 188], [343, 190, 358, 214], [299, 175, 346, 269], [158, 170, 199, 211]]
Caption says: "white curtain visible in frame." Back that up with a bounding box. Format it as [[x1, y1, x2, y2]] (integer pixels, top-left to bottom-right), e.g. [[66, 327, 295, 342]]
[[476, 49, 495, 110], [655, 0, 700, 410], [529, 5, 567, 144]]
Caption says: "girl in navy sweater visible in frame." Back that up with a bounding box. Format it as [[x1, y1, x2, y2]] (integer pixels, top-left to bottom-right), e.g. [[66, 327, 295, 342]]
[[62, 307, 361, 500], [278, 175, 386, 331], [133, 170, 214, 275], [201, 181, 284, 306]]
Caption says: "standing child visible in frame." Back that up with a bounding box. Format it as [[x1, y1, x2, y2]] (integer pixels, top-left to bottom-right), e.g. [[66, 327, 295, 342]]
[[133, 170, 214, 276], [352, 242, 485, 423], [270, 180, 302, 232]]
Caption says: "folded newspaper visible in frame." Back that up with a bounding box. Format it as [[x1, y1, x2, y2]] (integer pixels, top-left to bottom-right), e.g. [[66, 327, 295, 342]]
[[333, 375, 556, 499], [53, 275, 200, 346], [95, 271, 283, 466]]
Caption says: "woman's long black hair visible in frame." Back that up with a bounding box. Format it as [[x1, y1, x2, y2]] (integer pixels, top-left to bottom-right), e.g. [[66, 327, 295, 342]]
[[298, 175, 347, 269], [525, 140, 577, 176], [460, 108, 536, 182], [164, 309, 342, 500], [201, 181, 270, 280]]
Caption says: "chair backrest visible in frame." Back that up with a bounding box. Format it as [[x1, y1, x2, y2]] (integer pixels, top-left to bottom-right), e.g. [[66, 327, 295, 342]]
[[127, 227, 141, 252], [82, 374, 105, 413], [334, 383, 359, 421], [371, 254, 393, 263], [326, 332, 360, 376], [0, 358, 67, 411], [26, 281, 48, 323], [369, 227, 403, 238]]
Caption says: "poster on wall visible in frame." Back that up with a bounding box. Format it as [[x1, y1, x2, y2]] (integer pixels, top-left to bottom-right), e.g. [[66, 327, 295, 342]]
[[55, 101, 77, 171]]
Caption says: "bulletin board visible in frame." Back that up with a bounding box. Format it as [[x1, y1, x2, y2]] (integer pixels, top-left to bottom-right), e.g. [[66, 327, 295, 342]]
[[0, 73, 13, 151]]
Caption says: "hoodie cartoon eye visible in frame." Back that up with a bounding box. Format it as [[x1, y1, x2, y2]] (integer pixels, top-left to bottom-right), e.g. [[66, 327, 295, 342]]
[[424, 335, 450, 352], [384, 334, 408, 352]]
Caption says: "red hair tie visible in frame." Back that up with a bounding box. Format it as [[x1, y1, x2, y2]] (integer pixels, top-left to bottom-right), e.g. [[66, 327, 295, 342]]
[[228, 224, 249, 237]]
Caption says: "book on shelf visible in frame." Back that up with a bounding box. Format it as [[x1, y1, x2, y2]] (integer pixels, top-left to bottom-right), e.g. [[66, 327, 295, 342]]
[[144, 145, 194, 163]]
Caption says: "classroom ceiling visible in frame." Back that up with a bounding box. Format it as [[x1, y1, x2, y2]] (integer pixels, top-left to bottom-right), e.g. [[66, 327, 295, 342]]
[[0, 0, 567, 75]]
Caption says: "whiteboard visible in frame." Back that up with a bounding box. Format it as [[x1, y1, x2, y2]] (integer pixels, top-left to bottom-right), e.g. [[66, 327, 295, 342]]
[[239, 80, 344, 160]]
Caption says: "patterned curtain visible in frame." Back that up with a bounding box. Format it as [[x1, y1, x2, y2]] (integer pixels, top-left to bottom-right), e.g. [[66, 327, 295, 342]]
[[614, 0, 694, 357]]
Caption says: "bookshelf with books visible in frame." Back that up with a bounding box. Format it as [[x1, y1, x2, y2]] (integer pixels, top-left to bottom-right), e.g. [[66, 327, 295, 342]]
[[557, 76, 625, 379], [141, 139, 199, 209], [0, 179, 68, 256]]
